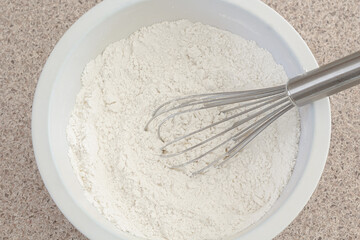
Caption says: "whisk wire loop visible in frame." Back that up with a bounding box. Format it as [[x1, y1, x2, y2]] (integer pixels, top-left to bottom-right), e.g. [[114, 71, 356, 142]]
[[146, 84, 295, 175]]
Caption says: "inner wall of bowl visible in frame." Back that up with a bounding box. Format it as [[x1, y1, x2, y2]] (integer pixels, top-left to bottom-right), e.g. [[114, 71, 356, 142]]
[[49, 0, 314, 238]]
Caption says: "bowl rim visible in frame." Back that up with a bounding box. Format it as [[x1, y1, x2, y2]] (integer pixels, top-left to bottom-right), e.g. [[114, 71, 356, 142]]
[[31, 0, 331, 239]]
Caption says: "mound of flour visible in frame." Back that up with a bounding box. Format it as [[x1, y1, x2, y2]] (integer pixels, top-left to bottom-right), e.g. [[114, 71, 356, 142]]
[[67, 20, 300, 240]]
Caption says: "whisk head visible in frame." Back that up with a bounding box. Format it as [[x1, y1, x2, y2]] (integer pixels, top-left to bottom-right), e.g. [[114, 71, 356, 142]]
[[145, 85, 294, 176]]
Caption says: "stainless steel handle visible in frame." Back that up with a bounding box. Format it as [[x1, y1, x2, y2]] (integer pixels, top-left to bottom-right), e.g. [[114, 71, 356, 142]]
[[287, 51, 360, 107]]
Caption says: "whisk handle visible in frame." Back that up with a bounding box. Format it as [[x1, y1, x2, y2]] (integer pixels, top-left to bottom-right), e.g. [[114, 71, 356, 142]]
[[287, 51, 360, 106]]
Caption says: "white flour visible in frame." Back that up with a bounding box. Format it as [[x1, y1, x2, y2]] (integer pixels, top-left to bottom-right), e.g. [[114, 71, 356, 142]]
[[67, 20, 300, 240]]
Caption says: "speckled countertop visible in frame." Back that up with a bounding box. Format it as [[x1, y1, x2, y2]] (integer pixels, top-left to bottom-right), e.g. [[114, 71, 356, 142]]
[[0, 0, 359, 239]]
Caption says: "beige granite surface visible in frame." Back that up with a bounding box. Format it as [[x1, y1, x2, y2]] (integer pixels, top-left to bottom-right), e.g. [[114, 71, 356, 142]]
[[0, 0, 359, 239]]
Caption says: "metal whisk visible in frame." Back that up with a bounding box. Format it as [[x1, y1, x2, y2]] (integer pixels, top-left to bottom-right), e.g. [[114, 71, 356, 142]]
[[146, 51, 360, 176]]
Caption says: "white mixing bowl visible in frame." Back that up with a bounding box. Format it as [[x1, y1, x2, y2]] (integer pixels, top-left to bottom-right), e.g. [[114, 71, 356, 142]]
[[32, 0, 331, 239]]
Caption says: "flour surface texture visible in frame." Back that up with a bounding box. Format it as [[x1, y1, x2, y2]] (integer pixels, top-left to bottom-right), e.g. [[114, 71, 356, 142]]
[[67, 20, 300, 240]]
